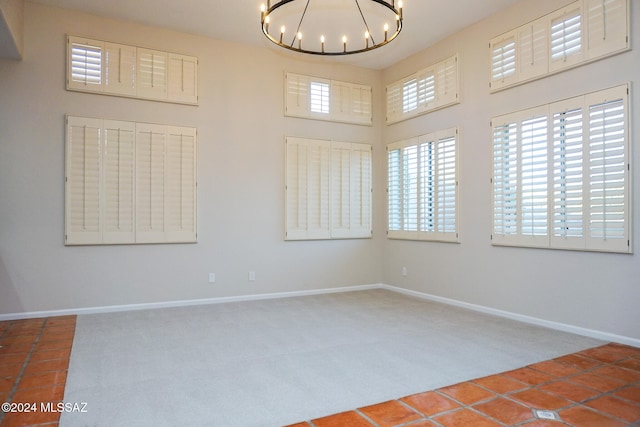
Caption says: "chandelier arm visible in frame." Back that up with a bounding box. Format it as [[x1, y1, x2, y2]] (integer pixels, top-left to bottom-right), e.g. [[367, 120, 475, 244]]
[[354, 0, 376, 45], [290, 0, 312, 47]]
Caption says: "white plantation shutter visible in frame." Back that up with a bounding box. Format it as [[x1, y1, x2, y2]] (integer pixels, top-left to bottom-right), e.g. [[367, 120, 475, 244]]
[[102, 120, 135, 244], [330, 81, 349, 120], [285, 73, 310, 118], [388, 147, 402, 232], [331, 142, 372, 238], [68, 37, 103, 91], [168, 54, 198, 104], [435, 55, 458, 107], [419, 141, 434, 232], [387, 129, 458, 242], [518, 18, 548, 82], [550, 5, 584, 71], [402, 79, 418, 113], [386, 54, 459, 124], [136, 123, 167, 243], [489, 1, 628, 92], [416, 70, 436, 110], [66, 117, 102, 244], [165, 127, 197, 242], [492, 121, 519, 242], [350, 84, 372, 125], [104, 42, 136, 96], [490, 32, 517, 90], [285, 137, 331, 240], [551, 99, 585, 249], [492, 84, 629, 253], [65, 117, 197, 245], [586, 0, 628, 59], [137, 48, 168, 100], [520, 113, 549, 242], [436, 134, 457, 236], [67, 36, 198, 104], [586, 86, 628, 252], [404, 144, 419, 232], [386, 81, 403, 124]]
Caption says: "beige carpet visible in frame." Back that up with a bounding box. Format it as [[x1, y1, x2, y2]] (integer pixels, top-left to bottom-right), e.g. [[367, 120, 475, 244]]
[[60, 289, 602, 427]]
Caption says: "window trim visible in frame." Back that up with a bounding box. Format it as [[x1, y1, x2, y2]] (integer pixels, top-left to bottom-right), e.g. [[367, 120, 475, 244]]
[[386, 54, 459, 125], [285, 137, 373, 241], [491, 84, 631, 253], [284, 72, 372, 126], [387, 127, 460, 243], [489, 0, 629, 92], [67, 35, 198, 105]]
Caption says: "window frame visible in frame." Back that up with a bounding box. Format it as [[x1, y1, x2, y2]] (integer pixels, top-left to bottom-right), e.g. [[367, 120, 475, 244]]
[[285, 137, 373, 241], [489, 0, 629, 92], [491, 84, 631, 253], [387, 127, 460, 243], [386, 54, 459, 124], [284, 72, 372, 126]]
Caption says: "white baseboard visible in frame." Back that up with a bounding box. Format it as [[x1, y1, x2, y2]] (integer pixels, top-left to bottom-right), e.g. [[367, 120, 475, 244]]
[[2, 282, 638, 348], [0, 284, 381, 321], [380, 284, 640, 348]]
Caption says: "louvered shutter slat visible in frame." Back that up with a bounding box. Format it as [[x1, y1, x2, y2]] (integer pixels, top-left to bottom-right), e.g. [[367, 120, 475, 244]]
[[65, 117, 103, 244], [103, 120, 135, 244], [168, 54, 198, 104], [587, 90, 628, 250], [68, 37, 103, 91], [586, 0, 628, 58], [137, 49, 168, 100], [164, 127, 197, 242], [136, 124, 166, 242], [104, 43, 136, 96]]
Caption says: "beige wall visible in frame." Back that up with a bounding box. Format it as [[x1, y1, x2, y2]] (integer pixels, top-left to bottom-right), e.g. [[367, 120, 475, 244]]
[[0, 2, 384, 313], [0, 0, 638, 342], [0, 0, 24, 58], [382, 0, 640, 340]]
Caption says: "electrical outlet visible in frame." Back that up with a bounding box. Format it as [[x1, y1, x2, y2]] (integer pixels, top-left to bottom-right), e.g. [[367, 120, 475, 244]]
[[402, 266, 408, 277], [208, 273, 216, 283], [249, 271, 256, 281]]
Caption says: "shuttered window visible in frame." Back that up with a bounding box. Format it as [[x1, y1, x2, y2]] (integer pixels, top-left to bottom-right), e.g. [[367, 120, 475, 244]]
[[310, 81, 330, 114], [550, 6, 583, 70], [104, 42, 136, 96], [285, 137, 372, 240], [387, 128, 459, 242], [386, 55, 459, 124], [489, 0, 629, 92], [490, 33, 516, 86], [67, 35, 198, 105], [68, 39, 103, 91], [492, 84, 630, 253], [65, 116, 197, 245], [285, 73, 372, 125]]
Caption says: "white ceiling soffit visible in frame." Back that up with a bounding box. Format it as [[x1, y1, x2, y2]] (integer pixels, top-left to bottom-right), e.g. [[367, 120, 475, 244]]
[[29, 0, 523, 69]]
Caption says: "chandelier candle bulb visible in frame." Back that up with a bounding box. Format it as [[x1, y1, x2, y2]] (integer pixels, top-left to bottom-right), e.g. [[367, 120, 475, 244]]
[[265, 15, 270, 32], [280, 25, 285, 43], [321, 35, 325, 53], [342, 35, 347, 52], [365, 31, 369, 48], [297, 32, 302, 49], [384, 23, 389, 41]]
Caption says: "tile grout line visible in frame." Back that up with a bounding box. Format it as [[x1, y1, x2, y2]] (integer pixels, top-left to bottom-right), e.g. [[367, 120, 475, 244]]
[[0, 318, 47, 425]]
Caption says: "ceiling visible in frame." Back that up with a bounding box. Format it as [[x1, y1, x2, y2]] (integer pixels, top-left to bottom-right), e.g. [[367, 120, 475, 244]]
[[29, 0, 523, 69]]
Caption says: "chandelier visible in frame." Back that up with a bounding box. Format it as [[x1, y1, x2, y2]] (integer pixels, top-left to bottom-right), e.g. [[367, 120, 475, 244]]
[[260, 0, 404, 56]]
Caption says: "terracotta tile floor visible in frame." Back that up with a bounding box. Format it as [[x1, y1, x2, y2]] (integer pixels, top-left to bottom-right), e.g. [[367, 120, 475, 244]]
[[0, 316, 76, 427], [1, 317, 639, 427], [288, 342, 640, 427]]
